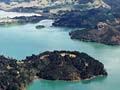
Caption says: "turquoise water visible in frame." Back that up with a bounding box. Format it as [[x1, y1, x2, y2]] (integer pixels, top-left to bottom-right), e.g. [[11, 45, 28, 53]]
[[0, 11, 120, 90]]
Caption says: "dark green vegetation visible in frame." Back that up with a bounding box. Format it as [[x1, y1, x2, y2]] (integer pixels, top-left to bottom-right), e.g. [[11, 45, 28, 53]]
[[0, 51, 107, 90], [12, 15, 48, 24], [53, 9, 112, 28], [69, 21, 120, 45], [0, 15, 48, 26], [52, 0, 120, 45], [35, 25, 45, 29], [0, 56, 35, 90]]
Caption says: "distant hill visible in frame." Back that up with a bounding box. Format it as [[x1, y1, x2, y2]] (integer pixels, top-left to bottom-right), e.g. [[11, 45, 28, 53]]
[[0, 0, 120, 15], [0, 0, 111, 11], [0, 0, 76, 3]]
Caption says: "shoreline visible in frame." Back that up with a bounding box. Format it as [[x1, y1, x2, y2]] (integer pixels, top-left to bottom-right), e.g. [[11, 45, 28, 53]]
[[0, 50, 107, 90], [0, 10, 42, 17]]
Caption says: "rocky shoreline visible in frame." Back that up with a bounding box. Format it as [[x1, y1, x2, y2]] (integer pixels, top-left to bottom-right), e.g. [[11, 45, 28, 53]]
[[0, 50, 107, 90], [0, 15, 48, 26], [51, 0, 120, 46], [69, 21, 120, 45], [52, 8, 120, 45]]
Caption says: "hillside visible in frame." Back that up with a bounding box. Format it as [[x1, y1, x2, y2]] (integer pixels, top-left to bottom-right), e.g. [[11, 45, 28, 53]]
[[0, 51, 107, 90], [0, 0, 111, 12]]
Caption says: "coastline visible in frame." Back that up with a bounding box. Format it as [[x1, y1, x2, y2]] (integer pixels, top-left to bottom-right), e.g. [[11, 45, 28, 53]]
[[0, 50, 107, 90]]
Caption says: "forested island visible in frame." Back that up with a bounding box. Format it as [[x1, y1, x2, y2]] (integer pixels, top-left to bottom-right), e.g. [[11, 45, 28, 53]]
[[0, 51, 107, 90]]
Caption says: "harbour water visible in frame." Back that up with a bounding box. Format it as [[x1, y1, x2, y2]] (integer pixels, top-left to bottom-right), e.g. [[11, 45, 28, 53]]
[[0, 10, 120, 90]]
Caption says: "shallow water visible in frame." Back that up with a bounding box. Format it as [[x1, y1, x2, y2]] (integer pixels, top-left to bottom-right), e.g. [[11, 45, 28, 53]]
[[0, 11, 120, 90]]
